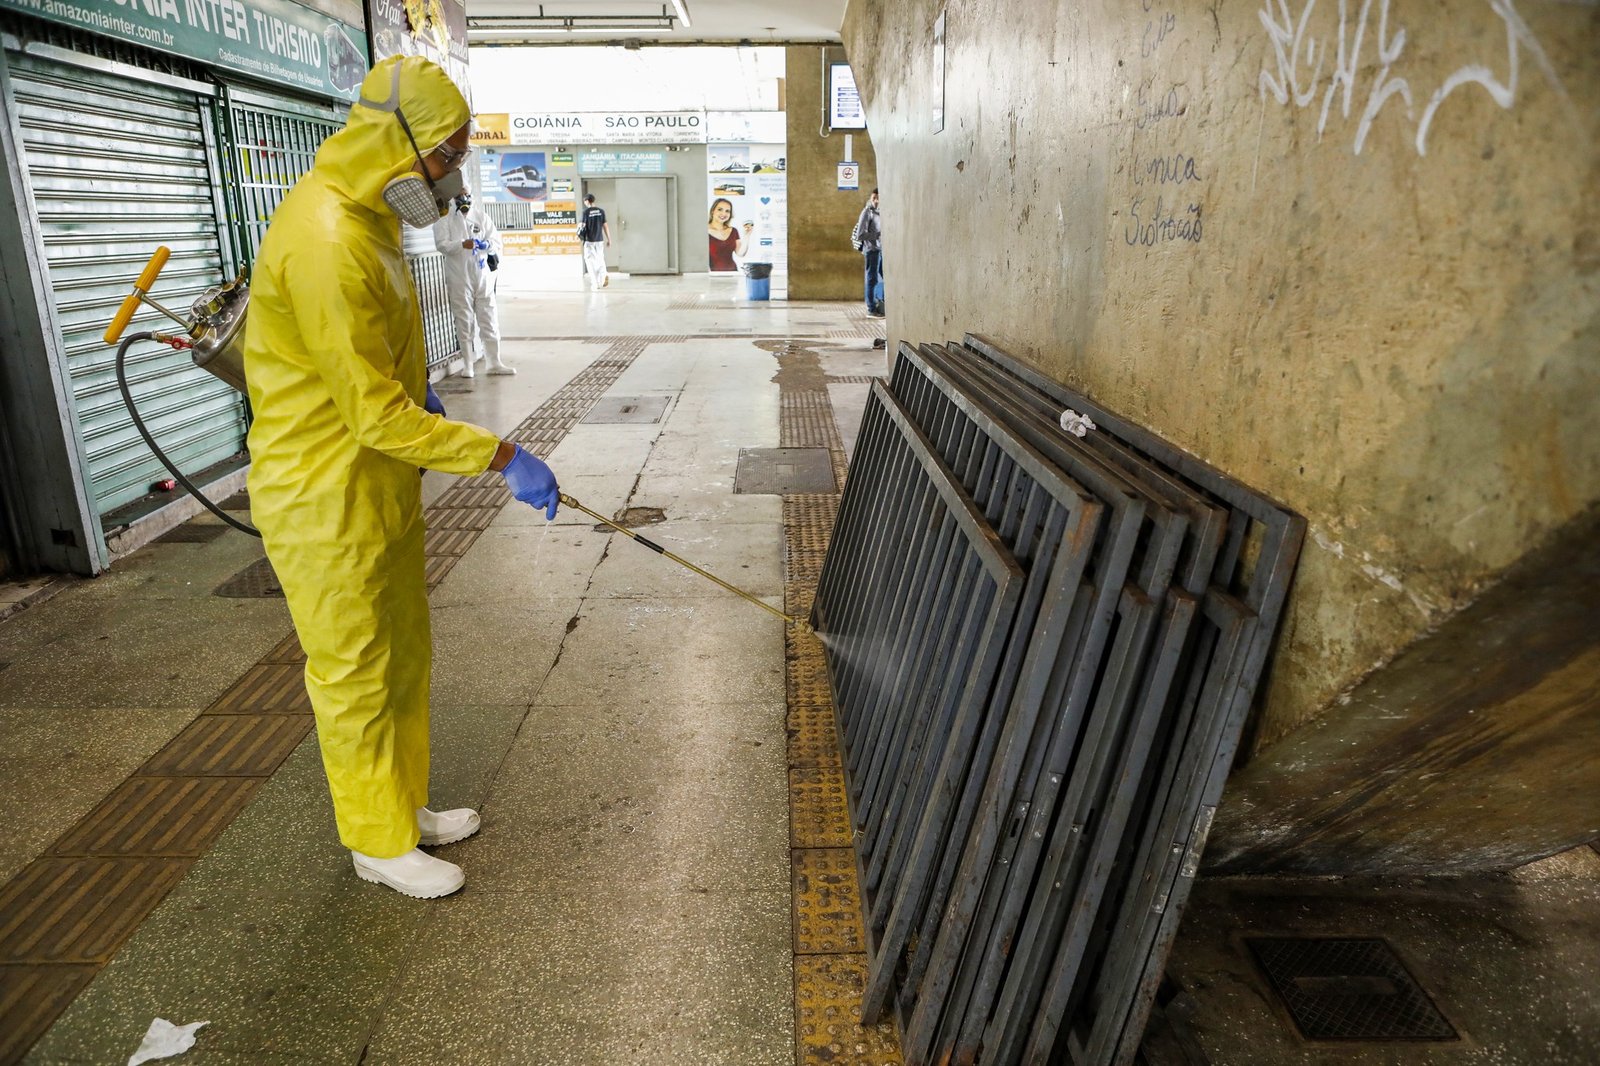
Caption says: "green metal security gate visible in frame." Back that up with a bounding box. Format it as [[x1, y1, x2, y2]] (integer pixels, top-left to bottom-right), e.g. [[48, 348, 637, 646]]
[[8, 53, 244, 518], [216, 87, 339, 267], [219, 88, 458, 370]]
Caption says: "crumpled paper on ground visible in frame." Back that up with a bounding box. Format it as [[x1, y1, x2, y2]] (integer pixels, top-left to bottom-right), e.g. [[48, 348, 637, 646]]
[[1059, 408, 1097, 437], [128, 1018, 209, 1065]]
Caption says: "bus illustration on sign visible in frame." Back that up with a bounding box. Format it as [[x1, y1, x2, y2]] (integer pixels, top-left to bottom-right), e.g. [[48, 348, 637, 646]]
[[500, 153, 548, 201]]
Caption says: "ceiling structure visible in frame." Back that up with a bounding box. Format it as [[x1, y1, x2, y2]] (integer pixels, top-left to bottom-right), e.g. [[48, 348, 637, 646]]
[[466, 1, 847, 46]]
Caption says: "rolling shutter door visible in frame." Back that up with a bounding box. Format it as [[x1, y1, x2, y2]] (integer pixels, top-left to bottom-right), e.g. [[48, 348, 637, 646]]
[[9, 54, 244, 517]]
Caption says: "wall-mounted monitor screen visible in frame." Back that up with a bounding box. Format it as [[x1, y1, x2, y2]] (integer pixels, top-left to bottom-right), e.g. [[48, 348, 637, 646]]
[[829, 63, 866, 130]]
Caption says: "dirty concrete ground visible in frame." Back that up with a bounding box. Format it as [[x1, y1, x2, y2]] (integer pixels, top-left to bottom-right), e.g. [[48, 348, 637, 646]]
[[1155, 846, 1600, 1065], [2, 270, 887, 1065]]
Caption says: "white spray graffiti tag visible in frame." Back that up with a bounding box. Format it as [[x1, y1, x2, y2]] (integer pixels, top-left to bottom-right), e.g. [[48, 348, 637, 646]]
[[1257, 0, 1571, 156]]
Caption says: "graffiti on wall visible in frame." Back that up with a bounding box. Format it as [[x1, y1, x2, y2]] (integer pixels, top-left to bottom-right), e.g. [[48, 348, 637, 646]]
[[1257, 0, 1572, 156]]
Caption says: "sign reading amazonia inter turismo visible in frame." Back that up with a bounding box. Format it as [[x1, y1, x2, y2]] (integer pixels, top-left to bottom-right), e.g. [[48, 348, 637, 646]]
[[1, 0, 369, 100]]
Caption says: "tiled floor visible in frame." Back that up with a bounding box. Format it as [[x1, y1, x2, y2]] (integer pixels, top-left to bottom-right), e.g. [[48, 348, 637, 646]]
[[1, 274, 891, 1065]]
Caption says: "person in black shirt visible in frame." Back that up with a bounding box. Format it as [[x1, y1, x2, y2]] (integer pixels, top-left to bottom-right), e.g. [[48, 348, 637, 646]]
[[578, 194, 611, 288]]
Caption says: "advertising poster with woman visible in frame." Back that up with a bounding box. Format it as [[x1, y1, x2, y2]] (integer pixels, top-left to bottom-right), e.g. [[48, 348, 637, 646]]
[[706, 143, 786, 274]]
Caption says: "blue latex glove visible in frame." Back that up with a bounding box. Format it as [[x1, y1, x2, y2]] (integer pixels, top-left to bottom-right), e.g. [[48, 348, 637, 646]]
[[424, 385, 445, 417], [501, 445, 560, 520]]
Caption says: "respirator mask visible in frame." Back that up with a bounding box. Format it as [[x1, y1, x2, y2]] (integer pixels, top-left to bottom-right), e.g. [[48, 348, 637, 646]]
[[360, 63, 471, 229], [382, 166, 465, 228]]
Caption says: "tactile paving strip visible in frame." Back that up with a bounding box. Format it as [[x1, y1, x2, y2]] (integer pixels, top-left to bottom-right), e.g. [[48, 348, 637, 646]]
[[779, 347, 902, 1064], [0, 968, 97, 1066], [795, 954, 905, 1066], [50, 778, 261, 857], [0, 859, 189, 963], [424, 527, 478, 556], [0, 338, 658, 1061], [793, 849, 865, 954], [141, 715, 314, 777], [788, 704, 842, 770], [208, 663, 311, 713], [791, 768, 854, 850]]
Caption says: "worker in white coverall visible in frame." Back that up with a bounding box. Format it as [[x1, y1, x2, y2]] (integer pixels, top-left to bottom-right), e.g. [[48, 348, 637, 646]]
[[432, 191, 514, 377]]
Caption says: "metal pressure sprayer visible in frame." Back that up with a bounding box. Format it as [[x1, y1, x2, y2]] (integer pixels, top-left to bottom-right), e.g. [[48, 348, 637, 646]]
[[104, 244, 251, 393], [103, 245, 259, 536]]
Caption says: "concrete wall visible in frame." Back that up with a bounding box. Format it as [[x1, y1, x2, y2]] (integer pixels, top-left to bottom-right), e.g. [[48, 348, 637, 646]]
[[787, 45, 880, 301], [841, 0, 1600, 747]]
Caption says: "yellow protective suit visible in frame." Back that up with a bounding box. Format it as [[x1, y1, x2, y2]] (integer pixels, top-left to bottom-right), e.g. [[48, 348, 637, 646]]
[[244, 56, 501, 858]]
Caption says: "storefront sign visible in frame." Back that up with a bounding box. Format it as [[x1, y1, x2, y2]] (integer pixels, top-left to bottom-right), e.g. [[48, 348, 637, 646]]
[[0, 0, 368, 99], [470, 113, 510, 146], [502, 229, 580, 256], [509, 111, 704, 146], [367, 0, 468, 100], [578, 150, 666, 175]]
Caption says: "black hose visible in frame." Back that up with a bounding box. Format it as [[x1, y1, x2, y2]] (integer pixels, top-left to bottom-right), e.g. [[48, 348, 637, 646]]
[[116, 332, 261, 538]]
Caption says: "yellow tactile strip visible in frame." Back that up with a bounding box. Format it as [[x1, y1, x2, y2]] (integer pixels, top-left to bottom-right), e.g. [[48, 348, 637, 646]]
[[0, 338, 655, 1064], [781, 375, 903, 1064], [795, 955, 905, 1065]]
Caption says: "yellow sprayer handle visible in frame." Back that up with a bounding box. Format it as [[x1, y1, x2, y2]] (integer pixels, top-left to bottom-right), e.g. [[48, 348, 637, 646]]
[[103, 245, 171, 345]]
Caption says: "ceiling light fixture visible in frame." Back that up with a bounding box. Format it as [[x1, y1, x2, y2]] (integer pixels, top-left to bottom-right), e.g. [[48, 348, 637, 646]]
[[670, 0, 691, 29]]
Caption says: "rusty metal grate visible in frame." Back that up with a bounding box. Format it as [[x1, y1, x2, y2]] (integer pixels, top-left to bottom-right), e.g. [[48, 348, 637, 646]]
[[1247, 937, 1458, 1042]]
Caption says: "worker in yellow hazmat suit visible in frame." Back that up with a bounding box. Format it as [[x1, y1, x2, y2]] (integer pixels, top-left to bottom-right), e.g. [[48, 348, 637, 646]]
[[244, 55, 560, 899]]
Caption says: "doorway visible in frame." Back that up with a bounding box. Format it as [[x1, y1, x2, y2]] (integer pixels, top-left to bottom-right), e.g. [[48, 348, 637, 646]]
[[583, 176, 678, 275]]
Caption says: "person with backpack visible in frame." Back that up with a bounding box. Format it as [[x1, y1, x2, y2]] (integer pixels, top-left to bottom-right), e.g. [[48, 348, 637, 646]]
[[578, 193, 611, 288], [851, 188, 884, 317]]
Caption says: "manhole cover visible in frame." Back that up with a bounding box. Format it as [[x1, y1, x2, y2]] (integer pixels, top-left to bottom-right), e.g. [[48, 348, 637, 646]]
[[734, 448, 836, 495], [583, 396, 671, 424], [214, 557, 283, 598], [595, 506, 667, 531], [1246, 937, 1459, 1042], [156, 523, 229, 544]]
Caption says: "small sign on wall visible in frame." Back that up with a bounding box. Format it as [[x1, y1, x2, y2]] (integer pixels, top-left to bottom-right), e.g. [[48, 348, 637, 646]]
[[838, 163, 860, 191]]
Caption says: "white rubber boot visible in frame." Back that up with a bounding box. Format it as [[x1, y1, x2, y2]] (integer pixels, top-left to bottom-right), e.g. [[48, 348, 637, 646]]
[[487, 362, 516, 376], [417, 806, 481, 846], [351, 848, 465, 899]]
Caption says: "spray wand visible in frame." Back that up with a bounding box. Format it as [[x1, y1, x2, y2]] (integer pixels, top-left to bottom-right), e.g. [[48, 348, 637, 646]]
[[559, 493, 809, 632]]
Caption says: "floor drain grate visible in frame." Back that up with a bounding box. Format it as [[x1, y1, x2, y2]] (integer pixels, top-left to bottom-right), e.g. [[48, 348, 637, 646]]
[[1246, 937, 1459, 1042], [734, 447, 836, 495], [155, 523, 229, 544], [582, 396, 671, 424], [213, 557, 283, 598]]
